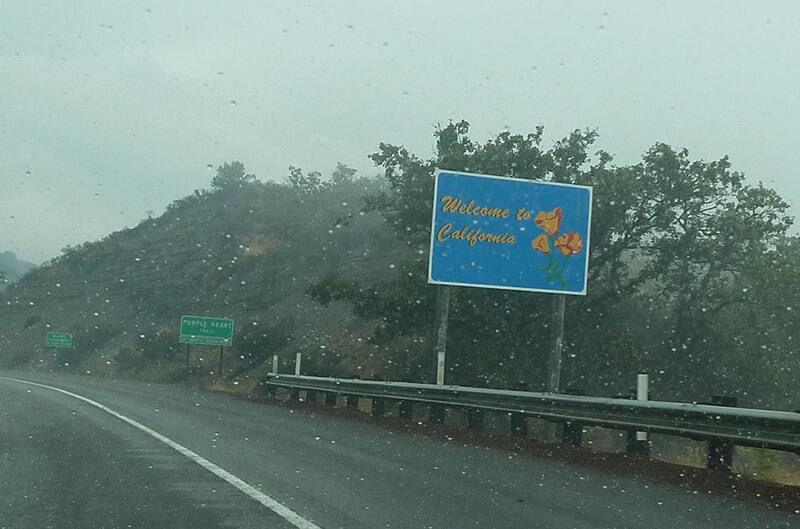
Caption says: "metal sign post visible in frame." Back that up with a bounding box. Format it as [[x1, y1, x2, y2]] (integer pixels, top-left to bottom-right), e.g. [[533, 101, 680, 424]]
[[547, 294, 566, 392], [179, 315, 234, 376], [433, 286, 451, 385]]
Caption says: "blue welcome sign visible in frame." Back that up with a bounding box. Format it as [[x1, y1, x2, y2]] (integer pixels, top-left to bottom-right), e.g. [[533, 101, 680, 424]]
[[428, 170, 592, 295]]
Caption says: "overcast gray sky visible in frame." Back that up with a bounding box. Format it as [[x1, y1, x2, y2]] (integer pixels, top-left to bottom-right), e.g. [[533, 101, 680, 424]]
[[2, 0, 798, 263]]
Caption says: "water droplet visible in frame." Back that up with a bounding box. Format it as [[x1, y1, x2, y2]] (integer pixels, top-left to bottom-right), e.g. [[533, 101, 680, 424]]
[[229, 99, 237, 106]]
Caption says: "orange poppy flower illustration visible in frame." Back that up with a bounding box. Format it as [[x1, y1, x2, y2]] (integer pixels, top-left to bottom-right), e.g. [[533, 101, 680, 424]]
[[532, 234, 550, 254], [555, 232, 583, 256], [534, 207, 563, 236], [532, 207, 584, 287]]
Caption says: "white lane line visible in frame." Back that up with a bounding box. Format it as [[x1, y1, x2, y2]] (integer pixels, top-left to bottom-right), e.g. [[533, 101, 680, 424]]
[[0, 376, 323, 529]]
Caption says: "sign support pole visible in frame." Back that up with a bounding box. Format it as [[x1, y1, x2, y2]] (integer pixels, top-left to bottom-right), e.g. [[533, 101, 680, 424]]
[[185, 344, 190, 369], [547, 294, 566, 393], [433, 286, 451, 385], [218, 345, 223, 376]]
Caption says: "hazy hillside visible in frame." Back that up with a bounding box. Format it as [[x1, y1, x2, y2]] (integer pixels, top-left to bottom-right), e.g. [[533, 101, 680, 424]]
[[0, 251, 36, 287], [0, 170, 410, 387]]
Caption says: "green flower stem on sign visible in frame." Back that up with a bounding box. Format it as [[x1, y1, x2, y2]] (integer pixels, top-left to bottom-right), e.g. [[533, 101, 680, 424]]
[[538, 236, 569, 287]]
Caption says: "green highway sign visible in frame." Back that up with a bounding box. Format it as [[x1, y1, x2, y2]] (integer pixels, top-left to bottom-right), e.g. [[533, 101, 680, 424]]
[[179, 315, 234, 346], [46, 332, 73, 348]]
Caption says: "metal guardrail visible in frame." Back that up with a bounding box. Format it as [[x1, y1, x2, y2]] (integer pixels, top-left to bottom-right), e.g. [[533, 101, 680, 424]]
[[265, 374, 800, 453]]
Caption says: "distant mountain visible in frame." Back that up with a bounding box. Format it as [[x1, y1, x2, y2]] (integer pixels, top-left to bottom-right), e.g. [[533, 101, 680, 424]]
[[0, 251, 36, 283]]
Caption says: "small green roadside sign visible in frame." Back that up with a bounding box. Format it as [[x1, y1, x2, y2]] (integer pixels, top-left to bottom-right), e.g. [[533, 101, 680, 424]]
[[46, 332, 73, 348], [179, 315, 234, 346]]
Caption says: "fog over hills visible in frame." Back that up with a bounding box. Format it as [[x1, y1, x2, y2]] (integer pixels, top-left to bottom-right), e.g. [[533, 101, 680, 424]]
[[0, 251, 36, 285]]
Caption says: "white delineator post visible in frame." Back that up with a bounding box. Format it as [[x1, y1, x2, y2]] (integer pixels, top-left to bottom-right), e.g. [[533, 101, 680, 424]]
[[294, 352, 302, 376], [272, 354, 278, 374], [636, 373, 649, 441]]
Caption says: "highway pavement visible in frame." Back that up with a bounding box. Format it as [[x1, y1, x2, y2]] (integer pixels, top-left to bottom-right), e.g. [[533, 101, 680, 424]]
[[1, 371, 796, 528]]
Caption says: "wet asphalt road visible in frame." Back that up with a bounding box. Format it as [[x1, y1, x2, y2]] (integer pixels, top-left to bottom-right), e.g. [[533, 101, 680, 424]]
[[0, 371, 795, 529]]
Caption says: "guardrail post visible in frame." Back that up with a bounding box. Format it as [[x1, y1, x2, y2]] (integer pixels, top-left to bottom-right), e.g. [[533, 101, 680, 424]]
[[562, 421, 582, 446], [399, 400, 413, 418], [325, 392, 338, 407], [372, 398, 386, 417], [294, 353, 302, 376], [272, 354, 278, 374], [468, 408, 484, 429], [429, 404, 445, 423], [511, 413, 528, 436], [707, 395, 737, 471]]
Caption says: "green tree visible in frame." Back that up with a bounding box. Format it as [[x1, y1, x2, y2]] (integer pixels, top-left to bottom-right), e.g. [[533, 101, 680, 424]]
[[210, 161, 256, 191], [286, 165, 324, 194], [331, 163, 357, 186], [622, 145, 792, 393]]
